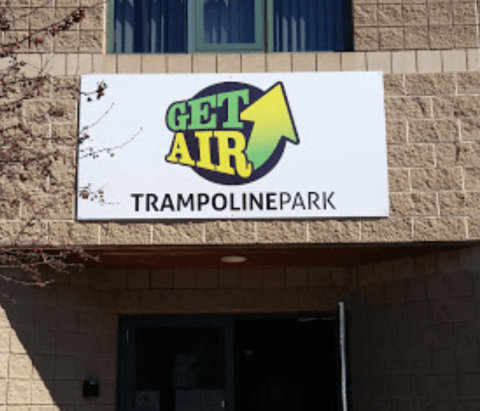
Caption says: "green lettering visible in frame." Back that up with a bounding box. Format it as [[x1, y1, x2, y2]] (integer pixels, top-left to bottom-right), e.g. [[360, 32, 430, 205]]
[[188, 95, 217, 130], [166, 101, 189, 132], [217, 89, 249, 129]]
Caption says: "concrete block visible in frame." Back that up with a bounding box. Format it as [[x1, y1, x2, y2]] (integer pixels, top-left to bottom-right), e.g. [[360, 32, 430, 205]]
[[384, 73, 405, 96], [117, 54, 141, 73], [196, 268, 219, 290], [354, 27, 379, 52], [386, 120, 407, 142], [379, 27, 404, 50], [167, 55, 192, 73], [241, 54, 265, 73], [7, 380, 31, 404], [16, 54, 42, 76], [317, 53, 341, 72], [466, 49, 479, 72], [292, 53, 316, 71], [285, 267, 307, 288], [41, 54, 67, 76], [54, 356, 76, 380], [405, 73, 455, 96], [392, 51, 416, 74], [389, 193, 438, 216], [141, 54, 166, 73], [193, 54, 216, 73], [439, 192, 480, 217], [257, 221, 306, 243], [241, 268, 263, 289], [151, 268, 173, 289], [366, 51, 392, 73], [266, 53, 292, 72], [457, 72, 480, 95], [172, 267, 196, 289], [442, 49, 467, 72], [414, 218, 467, 241], [417, 50, 442, 73], [411, 167, 463, 191], [66, 53, 92, 75], [308, 221, 361, 243], [387, 144, 435, 168], [385, 96, 432, 119], [341, 52, 366, 71], [408, 119, 459, 143], [205, 221, 255, 244], [92, 54, 116, 73], [127, 269, 150, 290], [218, 268, 242, 290], [100, 223, 151, 245], [388, 168, 410, 192], [308, 267, 330, 287], [152, 222, 205, 245], [361, 218, 413, 242], [217, 54, 241, 73]]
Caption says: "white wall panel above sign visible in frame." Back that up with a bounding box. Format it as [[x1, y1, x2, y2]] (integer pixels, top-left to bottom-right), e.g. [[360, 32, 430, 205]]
[[77, 72, 388, 220]]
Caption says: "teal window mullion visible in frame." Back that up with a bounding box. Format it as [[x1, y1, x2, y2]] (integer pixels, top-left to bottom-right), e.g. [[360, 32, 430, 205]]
[[107, 0, 115, 53], [194, 0, 265, 53], [266, 0, 274, 52]]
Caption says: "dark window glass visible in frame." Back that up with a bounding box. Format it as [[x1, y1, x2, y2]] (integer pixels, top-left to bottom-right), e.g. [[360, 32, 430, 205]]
[[114, 0, 187, 53], [203, 0, 256, 44]]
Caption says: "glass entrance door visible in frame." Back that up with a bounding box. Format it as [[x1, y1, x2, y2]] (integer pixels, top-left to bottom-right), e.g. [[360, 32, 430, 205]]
[[117, 317, 234, 411], [117, 312, 347, 411]]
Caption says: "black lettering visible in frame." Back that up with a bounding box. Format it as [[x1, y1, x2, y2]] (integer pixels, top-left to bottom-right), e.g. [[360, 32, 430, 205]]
[[308, 192, 321, 210], [323, 192, 335, 210], [292, 192, 306, 210], [131, 194, 144, 212], [242, 193, 247, 210], [212, 194, 227, 211], [266, 192, 277, 210], [198, 193, 209, 211], [280, 192, 291, 210], [178, 194, 194, 211], [146, 194, 158, 212], [230, 193, 241, 211], [250, 193, 263, 210], [160, 194, 175, 211]]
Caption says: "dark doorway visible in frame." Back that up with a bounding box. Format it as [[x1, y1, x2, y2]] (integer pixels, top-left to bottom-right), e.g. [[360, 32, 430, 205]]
[[117, 313, 344, 411], [235, 316, 340, 411]]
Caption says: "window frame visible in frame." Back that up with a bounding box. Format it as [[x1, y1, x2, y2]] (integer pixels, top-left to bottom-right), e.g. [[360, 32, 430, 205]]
[[193, 0, 265, 53], [107, 0, 265, 54], [107, 0, 353, 54]]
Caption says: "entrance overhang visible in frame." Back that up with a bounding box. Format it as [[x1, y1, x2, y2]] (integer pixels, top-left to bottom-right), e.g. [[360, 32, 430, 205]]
[[77, 242, 477, 268]]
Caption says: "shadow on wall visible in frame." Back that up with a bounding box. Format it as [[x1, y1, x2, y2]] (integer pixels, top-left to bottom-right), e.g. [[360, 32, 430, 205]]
[[346, 244, 480, 410], [0, 263, 353, 411], [1, 243, 480, 410], [0, 268, 119, 410]]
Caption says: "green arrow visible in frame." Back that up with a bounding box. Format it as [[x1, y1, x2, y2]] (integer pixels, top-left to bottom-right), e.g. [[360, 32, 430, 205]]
[[240, 82, 299, 170]]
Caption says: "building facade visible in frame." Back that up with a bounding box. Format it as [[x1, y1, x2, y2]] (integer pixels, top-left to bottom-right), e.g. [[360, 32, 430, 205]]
[[1, 1, 480, 410]]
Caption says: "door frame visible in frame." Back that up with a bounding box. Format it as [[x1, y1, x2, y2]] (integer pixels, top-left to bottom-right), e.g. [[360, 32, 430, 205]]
[[116, 315, 235, 411], [116, 310, 348, 411]]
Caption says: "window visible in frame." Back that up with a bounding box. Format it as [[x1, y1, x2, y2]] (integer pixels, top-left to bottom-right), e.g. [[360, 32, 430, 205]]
[[108, 0, 352, 54]]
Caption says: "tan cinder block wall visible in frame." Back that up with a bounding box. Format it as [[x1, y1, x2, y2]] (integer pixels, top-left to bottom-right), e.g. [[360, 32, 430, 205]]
[[0, 269, 118, 411], [6, 1, 480, 54], [348, 243, 480, 410], [0, 265, 351, 409], [5, 50, 480, 246], [5, 0, 105, 54], [1, 245, 478, 410], [353, 0, 480, 51]]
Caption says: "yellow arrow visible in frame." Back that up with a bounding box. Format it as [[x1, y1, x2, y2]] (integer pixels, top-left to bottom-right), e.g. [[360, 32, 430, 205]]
[[240, 82, 299, 170]]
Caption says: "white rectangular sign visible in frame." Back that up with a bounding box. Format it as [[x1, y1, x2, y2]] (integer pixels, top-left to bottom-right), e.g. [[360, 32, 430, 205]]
[[77, 72, 388, 220]]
